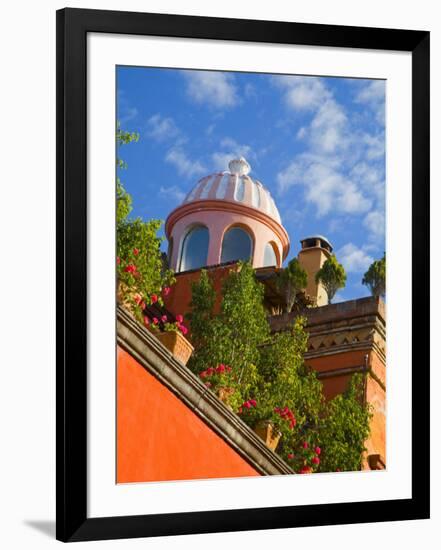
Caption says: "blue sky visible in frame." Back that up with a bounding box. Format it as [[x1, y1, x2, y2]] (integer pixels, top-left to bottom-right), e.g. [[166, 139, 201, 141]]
[[117, 66, 385, 302]]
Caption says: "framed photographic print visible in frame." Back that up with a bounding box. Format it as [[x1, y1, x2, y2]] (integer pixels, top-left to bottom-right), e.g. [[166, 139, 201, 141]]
[[56, 8, 430, 542]]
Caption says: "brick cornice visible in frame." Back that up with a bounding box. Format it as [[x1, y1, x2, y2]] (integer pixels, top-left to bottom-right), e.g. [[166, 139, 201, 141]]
[[117, 306, 293, 476]]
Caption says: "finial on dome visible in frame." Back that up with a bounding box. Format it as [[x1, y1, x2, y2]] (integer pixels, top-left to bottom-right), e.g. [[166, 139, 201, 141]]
[[228, 157, 251, 176]]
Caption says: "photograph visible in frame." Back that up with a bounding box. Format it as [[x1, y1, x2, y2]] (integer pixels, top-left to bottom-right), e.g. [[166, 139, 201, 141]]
[[115, 66, 386, 484]]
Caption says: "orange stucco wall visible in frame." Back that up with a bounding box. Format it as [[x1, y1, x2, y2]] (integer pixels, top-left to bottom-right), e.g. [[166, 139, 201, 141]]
[[163, 264, 238, 328], [305, 350, 369, 400], [117, 346, 260, 483]]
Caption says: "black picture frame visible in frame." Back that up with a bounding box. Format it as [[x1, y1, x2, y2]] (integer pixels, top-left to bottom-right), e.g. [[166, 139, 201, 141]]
[[56, 7, 430, 542]]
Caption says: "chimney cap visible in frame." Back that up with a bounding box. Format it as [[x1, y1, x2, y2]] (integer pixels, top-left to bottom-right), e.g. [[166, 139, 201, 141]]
[[300, 235, 333, 252]]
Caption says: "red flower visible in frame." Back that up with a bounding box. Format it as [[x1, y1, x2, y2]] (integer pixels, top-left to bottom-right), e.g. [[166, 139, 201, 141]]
[[244, 401, 251, 409], [312, 456, 320, 465], [249, 399, 257, 407], [216, 364, 226, 373], [180, 325, 188, 335], [150, 294, 158, 304], [162, 287, 171, 296], [302, 441, 309, 449], [226, 365, 232, 373], [124, 264, 136, 273], [152, 317, 159, 325], [175, 314, 183, 323], [133, 248, 139, 256], [315, 446, 321, 455], [238, 407, 243, 414], [134, 294, 142, 305], [199, 371, 207, 379], [161, 315, 168, 322], [287, 453, 294, 460], [143, 316, 149, 327], [299, 466, 312, 474], [205, 382, 212, 388], [117, 256, 121, 265]]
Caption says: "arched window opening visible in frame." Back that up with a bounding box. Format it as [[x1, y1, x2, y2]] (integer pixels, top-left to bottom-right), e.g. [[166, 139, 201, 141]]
[[179, 226, 209, 272], [263, 242, 278, 267], [167, 237, 174, 266], [221, 227, 252, 264]]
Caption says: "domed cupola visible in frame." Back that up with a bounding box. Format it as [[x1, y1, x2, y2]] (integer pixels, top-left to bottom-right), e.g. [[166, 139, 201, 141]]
[[165, 158, 290, 272]]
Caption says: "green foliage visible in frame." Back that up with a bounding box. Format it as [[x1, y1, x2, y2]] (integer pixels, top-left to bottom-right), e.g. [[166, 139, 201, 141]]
[[362, 253, 386, 298], [116, 122, 138, 224], [188, 262, 268, 395], [315, 254, 347, 303], [117, 217, 175, 312], [277, 258, 308, 312], [188, 263, 372, 472], [116, 123, 175, 320], [317, 374, 373, 472]]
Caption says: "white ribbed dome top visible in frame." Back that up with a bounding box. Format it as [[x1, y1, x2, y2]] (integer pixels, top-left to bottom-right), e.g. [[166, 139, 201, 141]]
[[182, 157, 282, 224]]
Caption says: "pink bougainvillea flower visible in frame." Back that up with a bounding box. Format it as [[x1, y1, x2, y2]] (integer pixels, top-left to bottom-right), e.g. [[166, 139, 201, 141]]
[[124, 264, 137, 273], [150, 294, 158, 304], [312, 456, 320, 465], [244, 401, 251, 409], [299, 466, 312, 474], [180, 325, 188, 335], [216, 364, 226, 373], [315, 446, 321, 455], [133, 248, 139, 256], [152, 317, 159, 325], [162, 287, 171, 296], [175, 314, 183, 323], [287, 453, 294, 460], [143, 316, 150, 327], [161, 315, 168, 322], [249, 399, 257, 407], [302, 441, 309, 449], [116, 256, 121, 265]]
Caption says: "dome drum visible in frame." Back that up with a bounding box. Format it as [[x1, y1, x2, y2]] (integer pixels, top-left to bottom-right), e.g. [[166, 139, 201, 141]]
[[165, 158, 290, 272]]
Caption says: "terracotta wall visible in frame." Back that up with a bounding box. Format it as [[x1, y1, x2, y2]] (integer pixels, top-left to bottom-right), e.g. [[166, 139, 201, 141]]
[[364, 351, 386, 465], [305, 350, 368, 400], [163, 263, 238, 324], [117, 346, 260, 483]]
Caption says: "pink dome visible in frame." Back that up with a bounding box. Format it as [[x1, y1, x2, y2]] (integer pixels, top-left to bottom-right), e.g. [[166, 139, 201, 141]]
[[182, 157, 282, 224], [165, 158, 290, 272]]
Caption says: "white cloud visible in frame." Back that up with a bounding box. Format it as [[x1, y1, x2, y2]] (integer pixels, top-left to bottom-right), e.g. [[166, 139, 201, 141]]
[[363, 210, 385, 240], [165, 148, 206, 178], [183, 71, 238, 108], [273, 75, 331, 110], [356, 80, 385, 104], [355, 80, 385, 125], [117, 90, 139, 125], [158, 185, 186, 203], [337, 243, 373, 273], [211, 137, 255, 171], [147, 114, 180, 142], [309, 99, 348, 153], [277, 156, 372, 217]]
